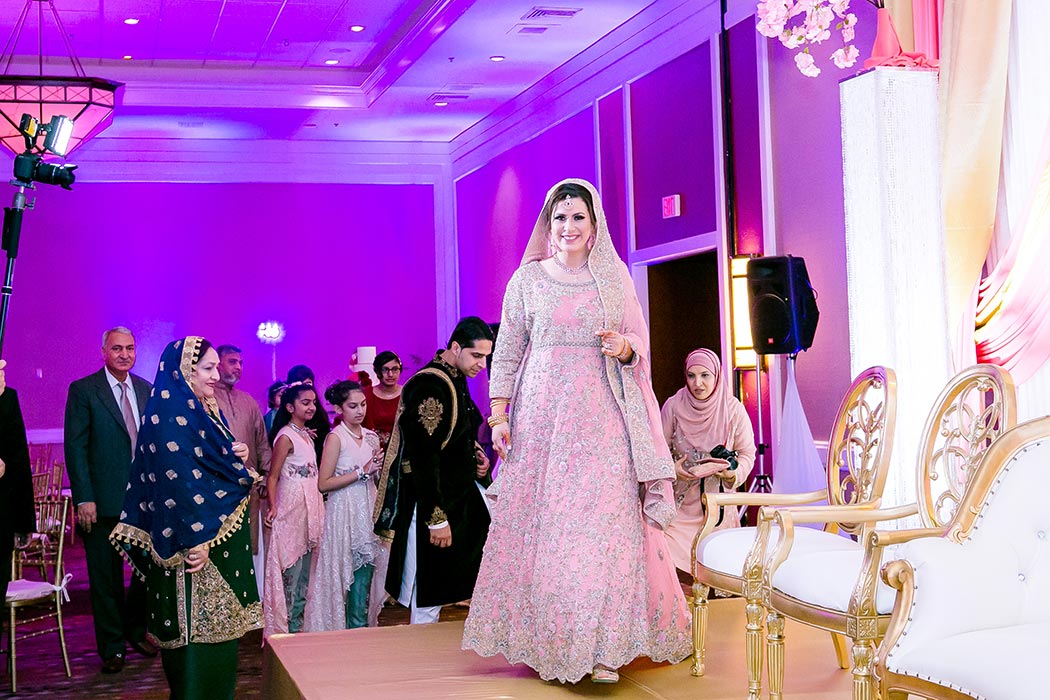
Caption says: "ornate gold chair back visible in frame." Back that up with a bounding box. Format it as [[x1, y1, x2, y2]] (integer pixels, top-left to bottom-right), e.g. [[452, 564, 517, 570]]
[[916, 364, 1016, 530], [824, 366, 898, 536]]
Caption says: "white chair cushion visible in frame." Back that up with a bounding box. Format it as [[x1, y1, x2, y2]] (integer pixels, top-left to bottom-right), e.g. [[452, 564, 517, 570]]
[[887, 622, 1048, 700], [771, 545, 898, 615], [5, 578, 58, 603], [697, 526, 760, 577], [698, 525, 854, 578]]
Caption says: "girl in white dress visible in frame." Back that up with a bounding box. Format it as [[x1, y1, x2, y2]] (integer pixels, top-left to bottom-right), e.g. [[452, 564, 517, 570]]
[[304, 380, 383, 630]]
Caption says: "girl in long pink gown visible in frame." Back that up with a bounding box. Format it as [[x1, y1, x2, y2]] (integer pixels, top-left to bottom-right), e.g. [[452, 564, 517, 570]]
[[463, 179, 691, 683], [263, 384, 325, 637]]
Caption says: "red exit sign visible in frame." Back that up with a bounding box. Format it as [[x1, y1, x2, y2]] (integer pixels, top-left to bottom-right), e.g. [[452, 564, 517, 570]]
[[661, 194, 681, 219]]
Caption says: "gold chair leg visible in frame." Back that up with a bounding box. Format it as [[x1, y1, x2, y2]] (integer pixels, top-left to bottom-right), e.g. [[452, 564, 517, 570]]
[[851, 639, 877, 700], [690, 583, 710, 676], [766, 610, 786, 700], [744, 600, 765, 700], [831, 632, 850, 669], [9, 606, 16, 694], [57, 595, 71, 678]]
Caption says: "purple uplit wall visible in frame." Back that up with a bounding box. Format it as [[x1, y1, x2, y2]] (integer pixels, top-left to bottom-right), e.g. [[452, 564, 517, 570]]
[[454, 108, 597, 323], [630, 42, 717, 249], [5, 182, 437, 430], [766, 4, 878, 438], [597, 89, 629, 259]]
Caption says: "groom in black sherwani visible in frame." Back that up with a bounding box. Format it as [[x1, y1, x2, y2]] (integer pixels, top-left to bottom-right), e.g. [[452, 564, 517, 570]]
[[377, 316, 494, 624]]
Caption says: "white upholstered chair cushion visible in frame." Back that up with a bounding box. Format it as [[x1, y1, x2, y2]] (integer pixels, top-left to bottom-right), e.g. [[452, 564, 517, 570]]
[[771, 545, 898, 614], [698, 525, 855, 578]]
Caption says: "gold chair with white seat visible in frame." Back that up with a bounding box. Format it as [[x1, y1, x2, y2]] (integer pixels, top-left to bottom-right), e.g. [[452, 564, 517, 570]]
[[879, 413, 1047, 700], [756, 364, 1015, 700], [690, 365, 897, 700], [4, 496, 73, 693]]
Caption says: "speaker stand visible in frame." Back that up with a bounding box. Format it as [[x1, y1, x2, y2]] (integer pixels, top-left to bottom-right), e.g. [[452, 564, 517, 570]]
[[747, 355, 772, 494]]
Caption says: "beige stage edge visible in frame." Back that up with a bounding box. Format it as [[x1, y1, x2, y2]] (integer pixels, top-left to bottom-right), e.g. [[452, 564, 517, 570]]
[[263, 598, 852, 699]]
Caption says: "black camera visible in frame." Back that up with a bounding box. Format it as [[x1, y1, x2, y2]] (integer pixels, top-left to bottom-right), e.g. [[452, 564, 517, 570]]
[[13, 153, 77, 190], [709, 444, 739, 471]]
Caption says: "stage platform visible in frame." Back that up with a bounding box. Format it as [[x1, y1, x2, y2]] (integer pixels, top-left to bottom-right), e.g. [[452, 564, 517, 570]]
[[263, 598, 853, 699]]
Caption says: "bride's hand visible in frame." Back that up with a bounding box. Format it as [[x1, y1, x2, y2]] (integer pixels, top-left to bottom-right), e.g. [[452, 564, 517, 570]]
[[491, 422, 511, 461], [595, 329, 627, 358]]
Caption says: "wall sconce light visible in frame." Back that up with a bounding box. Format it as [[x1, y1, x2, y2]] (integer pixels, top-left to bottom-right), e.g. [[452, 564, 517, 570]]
[[731, 256, 756, 369]]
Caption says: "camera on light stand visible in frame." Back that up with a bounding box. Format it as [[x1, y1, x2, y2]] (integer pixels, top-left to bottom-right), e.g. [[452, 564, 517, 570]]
[[1, 113, 78, 354]]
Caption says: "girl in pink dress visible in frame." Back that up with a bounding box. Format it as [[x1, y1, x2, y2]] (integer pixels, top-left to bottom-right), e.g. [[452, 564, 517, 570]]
[[660, 348, 756, 572], [463, 179, 691, 683], [263, 383, 325, 636], [303, 380, 383, 631]]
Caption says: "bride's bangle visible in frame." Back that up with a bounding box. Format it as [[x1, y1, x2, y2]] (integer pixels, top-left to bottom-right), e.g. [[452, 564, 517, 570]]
[[487, 413, 509, 428], [616, 338, 633, 362]]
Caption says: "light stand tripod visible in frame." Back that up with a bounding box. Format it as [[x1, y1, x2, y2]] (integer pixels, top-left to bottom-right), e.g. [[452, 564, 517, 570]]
[[0, 183, 30, 356]]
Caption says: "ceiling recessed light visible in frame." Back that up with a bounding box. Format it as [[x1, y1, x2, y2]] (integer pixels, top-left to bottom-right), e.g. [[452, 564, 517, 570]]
[[350, 24, 365, 33], [123, 18, 139, 25], [489, 55, 506, 62], [324, 59, 339, 65], [122, 55, 133, 60], [433, 101, 449, 107]]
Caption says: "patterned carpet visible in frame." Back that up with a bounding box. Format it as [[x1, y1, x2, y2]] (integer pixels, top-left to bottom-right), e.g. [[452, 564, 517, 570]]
[[1, 539, 467, 699]]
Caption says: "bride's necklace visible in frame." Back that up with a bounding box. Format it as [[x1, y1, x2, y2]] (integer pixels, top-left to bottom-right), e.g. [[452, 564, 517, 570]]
[[553, 254, 589, 275]]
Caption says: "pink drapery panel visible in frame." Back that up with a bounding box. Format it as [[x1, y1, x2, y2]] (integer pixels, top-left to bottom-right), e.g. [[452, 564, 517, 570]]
[[975, 123, 1050, 382], [912, 0, 942, 61], [885, 0, 942, 60]]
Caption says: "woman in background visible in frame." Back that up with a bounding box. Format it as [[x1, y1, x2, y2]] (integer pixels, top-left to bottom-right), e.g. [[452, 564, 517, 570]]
[[659, 348, 756, 573], [111, 337, 260, 700], [362, 350, 403, 451]]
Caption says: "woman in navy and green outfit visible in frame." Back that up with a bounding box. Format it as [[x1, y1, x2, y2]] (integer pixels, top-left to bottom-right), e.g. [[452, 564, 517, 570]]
[[111, 336, 261, 699]]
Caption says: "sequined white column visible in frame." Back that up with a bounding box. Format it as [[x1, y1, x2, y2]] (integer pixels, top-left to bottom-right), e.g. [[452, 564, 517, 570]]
[[841, 67, 951, 520]]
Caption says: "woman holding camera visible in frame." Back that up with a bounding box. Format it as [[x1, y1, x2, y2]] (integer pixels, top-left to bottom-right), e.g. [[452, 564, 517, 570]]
[[659, 348, 756, 573]]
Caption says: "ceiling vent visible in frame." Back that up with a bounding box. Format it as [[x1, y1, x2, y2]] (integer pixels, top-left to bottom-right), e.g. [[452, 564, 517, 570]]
[[427, 93, 470, 103], [511, 24, 550, 35], [521, 6, 583, 21]]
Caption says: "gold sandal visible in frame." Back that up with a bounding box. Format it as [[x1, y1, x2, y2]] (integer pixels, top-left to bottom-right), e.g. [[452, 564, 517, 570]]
[[591, 665, 619, 684]]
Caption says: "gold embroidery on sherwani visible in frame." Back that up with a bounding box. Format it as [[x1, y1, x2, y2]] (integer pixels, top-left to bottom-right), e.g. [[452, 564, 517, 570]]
[[427, 506, 448, 527], [419, 397, 443, 436], [190, 559, 262, 643]]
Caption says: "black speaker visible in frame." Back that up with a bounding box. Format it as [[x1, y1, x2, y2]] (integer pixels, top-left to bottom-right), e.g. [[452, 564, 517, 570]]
[[746, 255, 819, 355]]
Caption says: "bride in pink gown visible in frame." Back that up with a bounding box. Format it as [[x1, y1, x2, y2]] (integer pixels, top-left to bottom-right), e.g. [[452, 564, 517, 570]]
[[462, 179, 691, 683]]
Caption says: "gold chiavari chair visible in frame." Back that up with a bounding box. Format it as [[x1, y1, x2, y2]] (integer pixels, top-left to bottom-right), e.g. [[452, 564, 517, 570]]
[[3, 496, 73, 693]]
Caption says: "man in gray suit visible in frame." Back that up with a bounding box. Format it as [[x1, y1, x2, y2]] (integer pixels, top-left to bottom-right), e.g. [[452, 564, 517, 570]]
[[65, 327, 157, 673]]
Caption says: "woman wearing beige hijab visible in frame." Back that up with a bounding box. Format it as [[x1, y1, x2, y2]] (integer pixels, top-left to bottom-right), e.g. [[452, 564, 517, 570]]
[[660, 348, 756, 573], [462, 179, 691, 684]]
